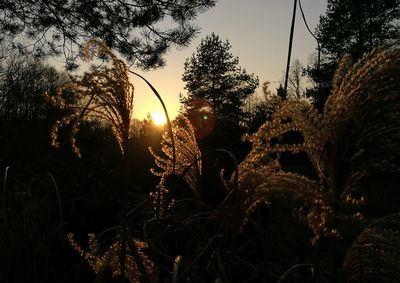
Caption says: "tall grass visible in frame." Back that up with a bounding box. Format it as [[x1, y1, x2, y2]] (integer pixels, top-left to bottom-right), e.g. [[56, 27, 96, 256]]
[[42, 40, 399, 282], [148, 42, 400, 281], [0, 168, 65, 283], [47, 40, 176, 282]]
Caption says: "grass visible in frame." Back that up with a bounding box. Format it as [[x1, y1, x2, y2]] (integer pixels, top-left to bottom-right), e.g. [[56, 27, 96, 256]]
[[0, 42, 399, 282]]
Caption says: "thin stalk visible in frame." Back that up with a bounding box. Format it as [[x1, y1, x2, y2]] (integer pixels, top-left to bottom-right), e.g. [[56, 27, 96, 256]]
[[299, 0, 320, 71], [47, 172, 63, 225], [178, 235, 219, 280], [277, 263, 314, 283], [129, 70, 176, 174], [120, 136, 132, 280], [180, 149, 239, 192], [2, 166, 9, 211], [126, 231, 151, 283]]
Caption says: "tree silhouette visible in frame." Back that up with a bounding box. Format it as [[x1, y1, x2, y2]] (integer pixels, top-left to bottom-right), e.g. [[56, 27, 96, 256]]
[[181, 33, 258, 142], [306, 0, 400, 110], [0, 0, 215, 69], [0, 50, 68, 121], [244, 81, 281, 133], [286, 59, 307, 100]]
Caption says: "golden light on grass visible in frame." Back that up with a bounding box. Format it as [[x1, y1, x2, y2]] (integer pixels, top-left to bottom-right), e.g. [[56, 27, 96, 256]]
[[152, 111, 167, 126]]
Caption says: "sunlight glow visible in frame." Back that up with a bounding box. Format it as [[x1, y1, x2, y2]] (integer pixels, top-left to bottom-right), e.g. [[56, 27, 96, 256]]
[[152, 111, 167, 126]]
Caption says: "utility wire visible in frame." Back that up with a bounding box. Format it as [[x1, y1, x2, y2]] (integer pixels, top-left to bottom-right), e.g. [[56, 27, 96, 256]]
[[298, 0, 321, 70]]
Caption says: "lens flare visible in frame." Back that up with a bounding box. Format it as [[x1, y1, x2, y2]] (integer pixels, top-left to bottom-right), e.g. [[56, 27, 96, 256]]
[[187, 99, 216, 139]]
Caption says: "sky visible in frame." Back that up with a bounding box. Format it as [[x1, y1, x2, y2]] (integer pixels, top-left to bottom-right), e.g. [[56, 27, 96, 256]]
[[131, 0, 327, 121]]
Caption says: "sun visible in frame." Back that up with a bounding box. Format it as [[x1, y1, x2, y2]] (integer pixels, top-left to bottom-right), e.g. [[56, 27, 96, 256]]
[[152, 111, 167, 126]]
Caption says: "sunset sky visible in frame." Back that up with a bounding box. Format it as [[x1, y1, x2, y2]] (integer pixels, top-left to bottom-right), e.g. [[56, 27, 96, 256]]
[[131, 0, 327, 121]]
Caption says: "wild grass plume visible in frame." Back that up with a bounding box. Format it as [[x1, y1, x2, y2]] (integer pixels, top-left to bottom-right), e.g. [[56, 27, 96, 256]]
[[68, 233, 156, 283], [45, 39, 134, 157], [237, 42, 399, 243], [150, 115, 202, 216]]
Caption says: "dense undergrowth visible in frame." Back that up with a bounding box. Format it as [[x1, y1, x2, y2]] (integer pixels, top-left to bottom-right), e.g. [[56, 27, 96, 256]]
[[0, 42, 399, 282]]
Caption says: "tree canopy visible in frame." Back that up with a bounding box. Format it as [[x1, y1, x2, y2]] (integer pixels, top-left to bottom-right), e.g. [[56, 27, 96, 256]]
[[0, 48, 68, 121], [317, 0, 399, 59], [181, 33, 259, 134], [0, 0, 215, 69], [306, 0, 400, 110]]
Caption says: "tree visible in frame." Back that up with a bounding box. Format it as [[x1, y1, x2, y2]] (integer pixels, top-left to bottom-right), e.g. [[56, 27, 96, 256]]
[[317, 0, 399, 59], [244, 81, 281, 133], [0, 0, 215, 69], [181, 33, 259, 138], [286, 59, 308, 100], [0, 49, 68, 121], [306, 0, 400, 110]]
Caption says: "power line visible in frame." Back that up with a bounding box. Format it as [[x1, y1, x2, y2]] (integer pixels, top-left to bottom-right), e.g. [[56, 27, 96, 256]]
[[298, 0, 321, 70], [283, 0, 298, 99]]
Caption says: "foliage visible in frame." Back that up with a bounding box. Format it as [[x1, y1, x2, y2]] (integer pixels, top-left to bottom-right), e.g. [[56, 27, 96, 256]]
[[46, 40, 134, 157], [0, 0, 216, 69], [0, 13, 399, 281], [68, 233, 156, 283], [239, 98, 341, 243], [0, 170, 66, 283], [286, 59, 308, 100], [317, 0, 399, 59], [181, 33, 259, 128], [148, 44, 399, 281], [240, 43, 400, 244], [0, 49, 69, 120], [202, 42, 399, 282], [53, 41, 177, 282], [343, 213, 400, 283], [306, 0, 400, 109], [150, 115, 202, 216], [244, 81, 282, 133]]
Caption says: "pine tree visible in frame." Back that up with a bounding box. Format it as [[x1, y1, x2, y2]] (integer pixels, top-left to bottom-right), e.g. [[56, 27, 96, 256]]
[[306, 0, 400, 110], [0, 0, 215, 69], [181, 33, 258, 139]]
